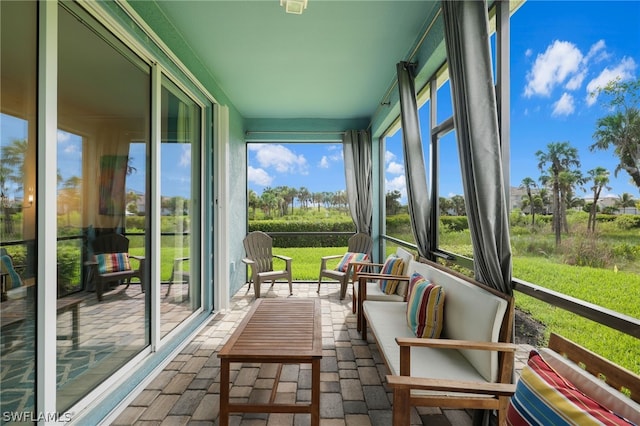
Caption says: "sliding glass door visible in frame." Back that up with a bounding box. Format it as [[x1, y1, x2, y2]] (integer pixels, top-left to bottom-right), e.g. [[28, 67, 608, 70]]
[[56, 3, 151, 412]]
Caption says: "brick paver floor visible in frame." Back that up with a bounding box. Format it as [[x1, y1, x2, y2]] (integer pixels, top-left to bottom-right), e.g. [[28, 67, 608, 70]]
[[112, 282, 534, 425]]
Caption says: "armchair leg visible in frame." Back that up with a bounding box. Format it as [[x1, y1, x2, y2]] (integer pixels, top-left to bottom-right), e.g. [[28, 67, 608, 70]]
[[96, 280, 103, 302], [288, 278, 293, 295], [339, 277, 348, 300], [254, 280, 261, 298]]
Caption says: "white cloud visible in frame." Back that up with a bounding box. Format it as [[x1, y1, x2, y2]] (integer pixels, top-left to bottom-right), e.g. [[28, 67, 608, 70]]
[[249, 143, 308, 174], [565, 70, 586, 91], [319, 156, 329, 168], [57, 130, 71, 143], [524, 40, 583, 97], [385, 175, 406, 199], [525, 48, 533, 58], [247, 166, 273, 186], [386, 161, 404, 175], [179, 144, 191, 167], [585, 57, 637, 106], [385, 150, 396, 164], [552, 93, 575, 116], [585, 39, 607, 63]]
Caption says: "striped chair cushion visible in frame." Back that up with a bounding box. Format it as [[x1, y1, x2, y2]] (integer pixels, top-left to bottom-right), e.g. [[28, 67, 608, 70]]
[[96, 252, 131, 274], [379, 255, 404, 294], [507, 350, 634, 425], [405, 273, 445, 338], [336, 252, 368, 273]]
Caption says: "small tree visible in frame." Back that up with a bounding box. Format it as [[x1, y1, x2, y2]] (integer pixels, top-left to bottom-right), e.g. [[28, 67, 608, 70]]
[[385, 190, 402, 215], [585, 167, 611, 232], [520, 177, 537, 226], [536, 141, 580, 246]]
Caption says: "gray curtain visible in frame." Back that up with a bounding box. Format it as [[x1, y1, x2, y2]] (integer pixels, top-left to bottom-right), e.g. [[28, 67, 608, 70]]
[[343, 130, 372, 235], [396, 62, 431, 259], [442, 1, 512, 296]]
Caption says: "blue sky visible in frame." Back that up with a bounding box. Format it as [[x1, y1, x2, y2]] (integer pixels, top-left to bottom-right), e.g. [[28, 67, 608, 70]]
[[248, 1, 640, 203]]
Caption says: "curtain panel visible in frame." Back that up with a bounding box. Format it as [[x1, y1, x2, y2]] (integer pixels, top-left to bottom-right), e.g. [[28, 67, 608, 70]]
[[343, 130, 373, 235], [396, 62, 431, 259], [442, 0, 512, 296]]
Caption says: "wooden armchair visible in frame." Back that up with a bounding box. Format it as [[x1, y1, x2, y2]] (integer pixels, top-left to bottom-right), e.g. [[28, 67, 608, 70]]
[[242, 231, 292, 298], [317, 232, 372, 299], [86, 233, 145, 301]]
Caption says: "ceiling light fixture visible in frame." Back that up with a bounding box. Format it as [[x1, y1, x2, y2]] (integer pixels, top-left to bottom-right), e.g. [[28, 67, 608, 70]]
[[280, 0, 307, 15]]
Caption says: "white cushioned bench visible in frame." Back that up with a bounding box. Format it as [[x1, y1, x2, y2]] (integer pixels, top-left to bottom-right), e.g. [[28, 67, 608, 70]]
[[359, 257, 516, 424]]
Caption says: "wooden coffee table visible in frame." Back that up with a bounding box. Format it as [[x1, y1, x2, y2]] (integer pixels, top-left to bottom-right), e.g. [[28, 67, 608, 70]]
[[218, 298, 322, 425]]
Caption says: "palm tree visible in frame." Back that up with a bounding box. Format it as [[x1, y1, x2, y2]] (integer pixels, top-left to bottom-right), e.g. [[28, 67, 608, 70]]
[[586, 167, 611, 232], [558, 169, 584, 233], [520, 177, 537, 226], [536, 141, 580, 246], [617, 192, 636, 214], [590, 78, 640, 189], [297, 187, 311, 210], [248, 189, 260, 217]]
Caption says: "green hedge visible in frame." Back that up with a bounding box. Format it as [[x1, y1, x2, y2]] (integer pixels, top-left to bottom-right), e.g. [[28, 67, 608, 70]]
[[249, 218, 356, 247]]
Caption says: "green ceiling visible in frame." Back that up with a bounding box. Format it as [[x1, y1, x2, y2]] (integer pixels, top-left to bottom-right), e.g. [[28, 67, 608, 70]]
[[128, 1, 447, 134]]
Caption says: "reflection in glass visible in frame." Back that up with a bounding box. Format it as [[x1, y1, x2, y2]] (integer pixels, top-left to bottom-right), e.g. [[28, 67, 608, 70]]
[[160, 76, 201, 338], [56, 4, 150, 412], [0, 0, 37, 415]]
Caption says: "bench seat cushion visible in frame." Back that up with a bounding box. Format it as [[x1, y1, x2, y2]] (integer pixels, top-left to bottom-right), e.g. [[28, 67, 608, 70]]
[[363, 300, 491, 398], [354, 282, 405, 302]]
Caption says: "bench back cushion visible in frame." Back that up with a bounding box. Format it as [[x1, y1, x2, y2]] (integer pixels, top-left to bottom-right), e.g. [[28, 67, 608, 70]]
[[409, 259, 508, 382], [394, 247, 415, 298]]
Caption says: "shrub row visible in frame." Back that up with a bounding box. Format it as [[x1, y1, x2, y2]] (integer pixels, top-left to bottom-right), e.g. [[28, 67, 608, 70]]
[[249, 218, 357, 247]]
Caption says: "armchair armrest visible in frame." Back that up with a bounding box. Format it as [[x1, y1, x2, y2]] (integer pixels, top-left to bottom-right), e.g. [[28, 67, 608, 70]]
[[274, 254, 292, 272], [241, 257, 255, 266], [319, 254, 342, 270], [274, 254, 292, 262]]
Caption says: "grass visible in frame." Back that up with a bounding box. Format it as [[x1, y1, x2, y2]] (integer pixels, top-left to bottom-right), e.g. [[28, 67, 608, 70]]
[[269, 245, 640, 375]]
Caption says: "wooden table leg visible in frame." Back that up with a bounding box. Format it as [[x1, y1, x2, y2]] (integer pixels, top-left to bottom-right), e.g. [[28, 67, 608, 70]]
[[311, 358, 320, 426], [220, 359, 230, 426]]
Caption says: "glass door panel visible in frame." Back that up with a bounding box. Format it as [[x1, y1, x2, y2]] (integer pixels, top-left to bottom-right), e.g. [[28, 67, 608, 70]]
[[160, 76, 202, 338], [0, 0, 37, 415], [56, 3, 151, 412]]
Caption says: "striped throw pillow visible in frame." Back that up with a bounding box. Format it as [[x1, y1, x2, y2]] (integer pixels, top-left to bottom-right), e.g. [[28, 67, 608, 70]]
[[378, 255, 404, 294], [405, 273, 444, 338], [96, 252, 131, 274], [507, 351, 634, 425], [336, 252, 368, 273]]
